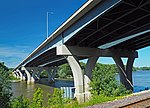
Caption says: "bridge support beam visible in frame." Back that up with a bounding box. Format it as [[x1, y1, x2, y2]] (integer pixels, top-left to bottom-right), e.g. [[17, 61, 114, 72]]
[[57, 45, 99, 102], [12, 71, 17, 78], [111, 50, 137, 91], [46, 67, 57, 82], [57, 45, 138, 102], [21, 67, 35, 84], [16, 69, 25, 80], [84, 56, 98, 100], [65, 55, 84, 103], [15, 72, 20, 79]]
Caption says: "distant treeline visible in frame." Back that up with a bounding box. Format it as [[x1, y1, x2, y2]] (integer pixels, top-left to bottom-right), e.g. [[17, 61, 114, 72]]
[[133, 66, 150, 71], [2, 62, 149, 79]]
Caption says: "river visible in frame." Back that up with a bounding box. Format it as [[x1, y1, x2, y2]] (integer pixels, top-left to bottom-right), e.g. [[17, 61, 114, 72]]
[[11, 70, 150, 100]]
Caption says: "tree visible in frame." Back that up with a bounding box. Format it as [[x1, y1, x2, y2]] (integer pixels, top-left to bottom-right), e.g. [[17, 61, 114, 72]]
[[47, 88, 64, 108], [0, 62, 12, 108], [90, 63, 131, 97], [11, 95, 29, 108], [30, 88, 44, 108], [57, 64, 72, 78]]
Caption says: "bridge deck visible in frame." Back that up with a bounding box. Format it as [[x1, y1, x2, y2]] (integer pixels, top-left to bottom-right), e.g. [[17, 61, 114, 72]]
[[66, 0, 150, 50], [16, 0, 150, 68]]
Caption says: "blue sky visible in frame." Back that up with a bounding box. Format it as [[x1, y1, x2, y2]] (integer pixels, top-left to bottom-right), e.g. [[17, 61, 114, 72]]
[[0, 0, 150, 68]]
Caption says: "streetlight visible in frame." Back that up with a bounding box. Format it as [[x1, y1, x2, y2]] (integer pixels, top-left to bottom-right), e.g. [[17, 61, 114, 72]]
[[46, 12, 49, 39], [46, 12, 54, 39]]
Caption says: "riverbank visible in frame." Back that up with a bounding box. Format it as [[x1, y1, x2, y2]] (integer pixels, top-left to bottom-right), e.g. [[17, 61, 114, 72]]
[[10, 80, 21, 83]]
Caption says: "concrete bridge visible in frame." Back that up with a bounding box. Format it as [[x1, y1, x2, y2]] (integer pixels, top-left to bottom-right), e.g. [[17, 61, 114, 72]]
[[14, 0, 150, 102]]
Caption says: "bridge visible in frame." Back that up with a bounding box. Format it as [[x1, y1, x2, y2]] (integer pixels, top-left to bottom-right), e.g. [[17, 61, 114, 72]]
[[13, 0, 150, 102]]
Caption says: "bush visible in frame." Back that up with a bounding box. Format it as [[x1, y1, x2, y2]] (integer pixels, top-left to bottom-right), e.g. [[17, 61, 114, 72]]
[[90, 63, 131, 97], [0, 62, 12, 108], [30, 88, 44, 108], [47, 88, 64, 108], [11, 95, 29, 108]]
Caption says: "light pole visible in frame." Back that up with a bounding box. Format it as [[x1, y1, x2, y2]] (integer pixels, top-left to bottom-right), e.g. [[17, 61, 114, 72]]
[[46, 12, 49, 39], [46, 12, 54, 39]]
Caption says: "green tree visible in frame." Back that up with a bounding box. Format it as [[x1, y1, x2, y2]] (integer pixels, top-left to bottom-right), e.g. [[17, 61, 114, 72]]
[[57, 64, 72, 78], [30, 88, 44, 108], [11, 95, 29, 108], [47, 88, 64, 108], [0, 62, 12, 108], [90, 63, 131, 97]]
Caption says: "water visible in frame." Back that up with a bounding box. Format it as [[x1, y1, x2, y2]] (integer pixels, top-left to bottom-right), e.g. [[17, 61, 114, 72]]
[[11, 78, 74, 104], [11, 71, 150, 99], [133, 70, 150, 92], [116, 70, 150, 92]]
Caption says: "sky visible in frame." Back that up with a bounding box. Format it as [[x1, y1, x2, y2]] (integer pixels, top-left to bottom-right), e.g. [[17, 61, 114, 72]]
[[0, 0, 150, 68]]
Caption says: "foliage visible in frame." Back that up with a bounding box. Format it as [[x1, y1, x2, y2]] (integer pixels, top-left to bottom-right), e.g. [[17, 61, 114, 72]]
[[83, 95, 123, 107], [90, 63, 131, 97], [56, 64, 72, 79], [30, 88, 44, 108], [132, 66, 150, 71], [11, 95, 29, 108], [138, 66, 150, 71], [40, 70, 48, 78], [47, 88, 64, 108], [0, 62, 12, 108], [9, 75, 20, 80], [11, 88, 44, 108]]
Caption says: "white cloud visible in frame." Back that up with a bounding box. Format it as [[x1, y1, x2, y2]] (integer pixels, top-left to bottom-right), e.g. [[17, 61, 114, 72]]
[[0, 45, 32, 68]]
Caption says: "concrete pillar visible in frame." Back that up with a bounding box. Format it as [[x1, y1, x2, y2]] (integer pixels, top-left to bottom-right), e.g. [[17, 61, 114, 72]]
[[16, 72, 20, 79], [65, 56, 84, 103], [46, 67, 57, 82], [30, 68, 41, 81], [47, 68, 52, 82], [112, 52, 135, 91], [16, 69, 25, 80], [21, 67, 35, 84], [13, 71, 17, 78], [37, 70, 42, 80], [84, 56, 98, 100]]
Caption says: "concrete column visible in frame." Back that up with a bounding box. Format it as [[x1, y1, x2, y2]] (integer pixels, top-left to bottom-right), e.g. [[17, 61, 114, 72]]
[[31, 71, 36, 81], [46, 67, 57, 82], [37, 70, 42, 80], [84, 56, 98, 100], [125, 57, 135, 90], [21, 67, 35, 84], [16, 72, 20, 79], [65, 56, 84, 103], [13, 71, 17, 78], [30, 68, 41, 81], [51, 67, 57, 81], [47, 68, 53, 82], [112, 52, 135, 91], [16, 69, 25, 80]]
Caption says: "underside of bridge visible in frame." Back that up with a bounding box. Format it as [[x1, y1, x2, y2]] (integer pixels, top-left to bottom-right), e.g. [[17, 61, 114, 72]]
[[14, 0, 150, 103], [66, 0, 150, 50]]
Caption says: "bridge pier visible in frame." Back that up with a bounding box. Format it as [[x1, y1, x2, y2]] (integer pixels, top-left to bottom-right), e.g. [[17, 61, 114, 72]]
[[15, 71, 20, 79], [66, 55, 84, 103], [16, 69, 25, 80], [111, 50, 136, 91], [84, 56, 98, 100], [21, 67, 35, 84], [46, 67, 57, 82], [57, 45, 99, 102], [30, 68, 42, 80], [57, 45, 138, 102], [12, 71, 17, 78]]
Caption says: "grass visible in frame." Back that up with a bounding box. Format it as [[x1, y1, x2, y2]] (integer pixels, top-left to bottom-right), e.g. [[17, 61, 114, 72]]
[[63, 95, 126, 108], [9, 75, 20, 80]]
